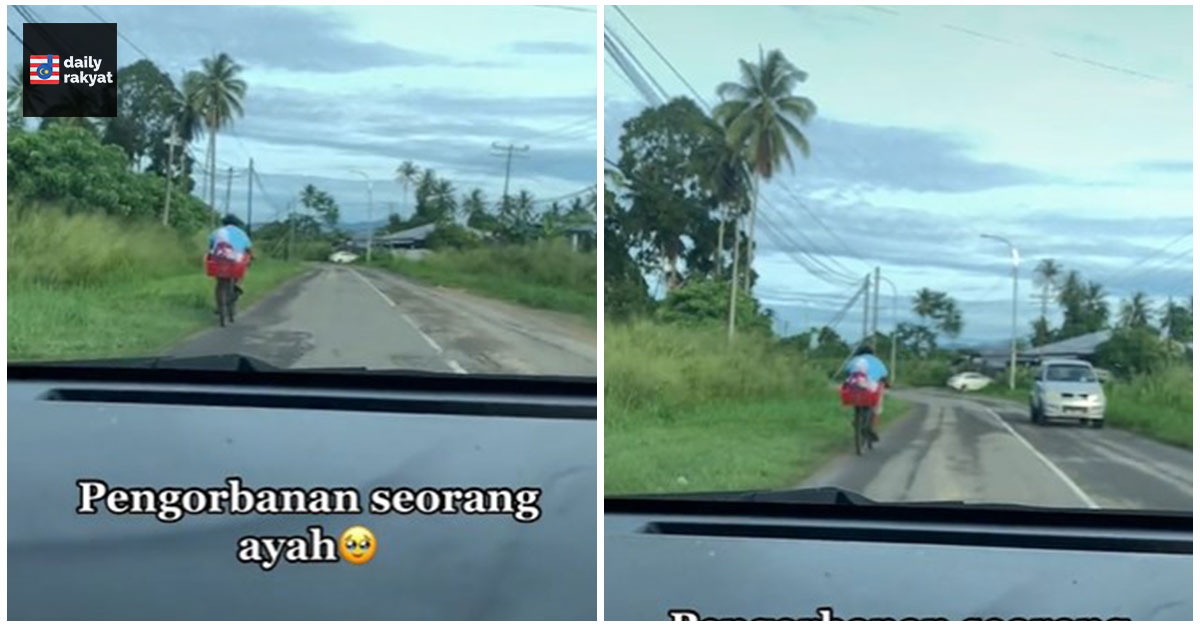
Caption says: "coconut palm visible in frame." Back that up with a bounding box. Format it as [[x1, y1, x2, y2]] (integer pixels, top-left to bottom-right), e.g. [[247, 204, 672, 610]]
[[1032, 258, 1062, 320], [713, 48, 817, 292], [1119, 291, 1153, 330], [697, 118, 752, 280], [185, 53, 246, 221], [395, 160, 419, 217], [8, 65, 22, 128]]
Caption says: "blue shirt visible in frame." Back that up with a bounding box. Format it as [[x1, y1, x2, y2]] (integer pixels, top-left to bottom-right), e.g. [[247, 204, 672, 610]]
[[839, 354, 889, 384], [209, 225, 252, 257]]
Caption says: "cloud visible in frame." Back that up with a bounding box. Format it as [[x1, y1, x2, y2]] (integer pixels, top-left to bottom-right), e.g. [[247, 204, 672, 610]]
[[1134, 159, 1192, 173], [509, 41, 593, 55], [85, 5, 490, 73]]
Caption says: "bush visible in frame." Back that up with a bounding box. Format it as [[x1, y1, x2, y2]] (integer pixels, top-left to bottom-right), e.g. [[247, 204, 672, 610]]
[[8, 204, 203, 286], [7, 126, 211, 232], [425, 223, 481, 250], [1094, 328, 1173, 377], [655, 279, 772, 336]]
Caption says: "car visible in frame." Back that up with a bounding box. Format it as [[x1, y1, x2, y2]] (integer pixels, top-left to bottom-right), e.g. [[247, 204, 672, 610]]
[[947, 371, 992, 392], [1030, 359, 1105, 428], [329, 250, 359, 264]]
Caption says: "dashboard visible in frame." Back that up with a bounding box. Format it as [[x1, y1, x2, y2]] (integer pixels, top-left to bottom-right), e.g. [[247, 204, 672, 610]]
[[8, 360, 597, 620], [605, 493, 1191, 621]]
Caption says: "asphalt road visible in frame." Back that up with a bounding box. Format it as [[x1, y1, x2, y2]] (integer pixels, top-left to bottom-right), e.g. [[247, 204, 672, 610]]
[[802, 388, 1192, 511], [171, 264, 595, 376]]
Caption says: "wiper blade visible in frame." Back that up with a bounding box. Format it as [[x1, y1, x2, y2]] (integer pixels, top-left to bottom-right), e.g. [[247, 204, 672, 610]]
[[19, 353, 280, 372]]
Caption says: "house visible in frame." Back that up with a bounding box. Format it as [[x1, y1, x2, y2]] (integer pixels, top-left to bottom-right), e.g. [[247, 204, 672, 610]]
[[351, 222, 488, 251], [562, 223, 597, 251], [973, 329, 1113, 373]]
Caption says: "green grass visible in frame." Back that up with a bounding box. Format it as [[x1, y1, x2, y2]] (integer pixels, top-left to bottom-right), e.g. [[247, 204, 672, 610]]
[[8, 207, 306, 361], [370, 239, 596, 320], [605, 320, 909, 495]]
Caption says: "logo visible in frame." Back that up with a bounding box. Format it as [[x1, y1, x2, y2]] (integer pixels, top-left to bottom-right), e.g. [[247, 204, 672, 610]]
[[29, 54, 60, 84]]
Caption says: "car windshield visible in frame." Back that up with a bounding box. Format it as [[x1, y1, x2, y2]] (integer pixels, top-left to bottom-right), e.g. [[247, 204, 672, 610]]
[[1046, 366, 1097, 383], [8, 5, 596, 377], [603, 5, 1191, 514]]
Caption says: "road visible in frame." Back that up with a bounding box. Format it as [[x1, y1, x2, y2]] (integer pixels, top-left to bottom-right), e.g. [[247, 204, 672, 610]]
[[802, 388, 1191, 511], [172, 264, 595, 376]]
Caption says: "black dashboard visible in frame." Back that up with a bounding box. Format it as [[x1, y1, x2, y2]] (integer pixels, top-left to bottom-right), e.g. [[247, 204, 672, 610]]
[[605, 492, 1191, 621], [8, 358, 597, 620]]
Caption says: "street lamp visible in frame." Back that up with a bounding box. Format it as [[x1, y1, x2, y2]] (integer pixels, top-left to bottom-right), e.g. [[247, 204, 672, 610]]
[[350, 169, 374, 263], [982, 234, 1020, 390], [878, 275, 900, 383]]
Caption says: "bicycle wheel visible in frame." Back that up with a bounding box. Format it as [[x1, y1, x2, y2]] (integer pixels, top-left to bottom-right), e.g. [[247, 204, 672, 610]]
[[215, 279, 228, 327], [853, 406, 865, 456]]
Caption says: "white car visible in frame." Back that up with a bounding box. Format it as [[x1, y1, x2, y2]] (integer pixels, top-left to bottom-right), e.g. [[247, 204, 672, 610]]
[[1030, 359, 1105, 428], [947, 371, 993, 392], [329, 250, 359, 264]]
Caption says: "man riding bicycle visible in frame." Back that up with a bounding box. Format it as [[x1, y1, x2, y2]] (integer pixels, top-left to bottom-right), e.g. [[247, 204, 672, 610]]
[[207, 214, 253, 303], [838, 344, 890, 443]]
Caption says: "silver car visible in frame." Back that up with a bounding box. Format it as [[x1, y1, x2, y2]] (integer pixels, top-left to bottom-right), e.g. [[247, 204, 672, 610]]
[[1029, 359, 1106, 428]]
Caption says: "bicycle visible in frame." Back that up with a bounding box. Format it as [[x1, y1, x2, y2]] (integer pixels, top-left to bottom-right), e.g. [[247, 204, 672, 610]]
[[840, 384, 882, 456], [205, 251, 250, 328]]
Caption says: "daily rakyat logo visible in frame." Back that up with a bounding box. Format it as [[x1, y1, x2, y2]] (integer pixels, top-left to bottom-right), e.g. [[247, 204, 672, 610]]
[[29, 54, 60, 84]]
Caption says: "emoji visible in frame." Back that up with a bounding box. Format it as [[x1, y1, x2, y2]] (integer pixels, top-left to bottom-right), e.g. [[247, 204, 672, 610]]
[[338, 525, 377, 565]]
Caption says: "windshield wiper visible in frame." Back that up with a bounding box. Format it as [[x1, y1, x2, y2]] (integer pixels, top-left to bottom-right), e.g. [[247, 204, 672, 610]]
[[17, 353, 281, 372]]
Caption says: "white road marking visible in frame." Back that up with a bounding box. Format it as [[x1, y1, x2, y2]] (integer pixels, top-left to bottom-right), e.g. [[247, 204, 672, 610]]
[[349, 268, 395, 307], [447, 359, 467, 374], [350, 268, 445, 355], [972, 401, 1100, 509]]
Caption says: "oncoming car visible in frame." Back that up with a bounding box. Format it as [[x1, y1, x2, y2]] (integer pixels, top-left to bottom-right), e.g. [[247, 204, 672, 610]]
[[329, 250, 359, 264], [1030, 359, 1106, 428], [947, 371, 992, 392]]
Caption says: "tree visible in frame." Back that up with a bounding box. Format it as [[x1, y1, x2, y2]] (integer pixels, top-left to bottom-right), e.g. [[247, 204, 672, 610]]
[[1094, 327, 1169, 377], [299, 184, 339, 230], [463, 188, 497, 231], [713, 48, 817, 292], [1033, 258, 1062, 321], [395, 160, 419, 217], [185, 53, 247, 217], [1160, 298, 1192, 343], [1031, 316, 1054, 347], [7, 64, 22, 129], [895, 322, 938, 358], [911, 288, 963, 348], [103, 60, 178, 171], [696, 115, 752, 281], [616, 97, 722, 292], [604, 169, 652, 320], [656, 278, 772, 336], [1118, 291, 1154, 331]]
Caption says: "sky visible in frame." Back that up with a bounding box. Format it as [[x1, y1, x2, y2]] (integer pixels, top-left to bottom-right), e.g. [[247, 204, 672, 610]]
[[7, 4, 597, 227], [605, 5, 1193, 345]]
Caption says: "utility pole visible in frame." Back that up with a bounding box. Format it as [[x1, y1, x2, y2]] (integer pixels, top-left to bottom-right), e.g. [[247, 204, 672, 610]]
[[223, 166, 233, 216], [161, 120, 180, 226], [350, 169, 373, 263], [490, 142, 529, 206], [983, 234, 1020, 390], [861, 274, 870, 347], [872, 266, 881, 341], [726, 215, 742, 341], [286, 201, 295, 261], [246, 158, 253, 238]]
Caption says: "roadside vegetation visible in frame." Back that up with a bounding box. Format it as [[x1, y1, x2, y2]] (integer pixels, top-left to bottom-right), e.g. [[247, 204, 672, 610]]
[[373, 238, 595, 318], [7, 54, 311, 362], [606, 319, 910, 495], [363, 160, 597, 321]]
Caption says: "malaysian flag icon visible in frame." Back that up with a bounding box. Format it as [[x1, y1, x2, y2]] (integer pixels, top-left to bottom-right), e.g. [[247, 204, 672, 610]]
[[29, 54, 60, 84]]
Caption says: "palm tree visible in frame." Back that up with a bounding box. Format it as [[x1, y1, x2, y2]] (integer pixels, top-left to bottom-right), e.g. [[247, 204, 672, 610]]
[[433, 178, 456, 223], [698, 117, 752, 281], [1119, 291, 1153, 330], [713, 48, 817, 293], [395, 160, 419, 218], [1032, 258, 1062, 320], [1083, 281, 1110, 331], [185, 53, 247, 223], [8, 64, 23, 129], [912, 288, 943, 324]]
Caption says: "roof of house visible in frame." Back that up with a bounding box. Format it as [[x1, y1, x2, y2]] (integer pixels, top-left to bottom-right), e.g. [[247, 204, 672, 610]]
[[1027, 329, 1112, 356]]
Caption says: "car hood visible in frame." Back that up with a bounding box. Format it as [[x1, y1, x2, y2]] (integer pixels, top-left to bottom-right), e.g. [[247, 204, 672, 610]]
[[1041, 381, 1103, 396]]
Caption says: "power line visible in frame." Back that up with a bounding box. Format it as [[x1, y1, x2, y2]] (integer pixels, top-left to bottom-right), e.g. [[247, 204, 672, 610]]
[[1096, 231, 1193, 284], [859, 5, 1191, 89], [612, 6, 709, 109], [81, 5, 153, 60], [7, 25, 22, 45]]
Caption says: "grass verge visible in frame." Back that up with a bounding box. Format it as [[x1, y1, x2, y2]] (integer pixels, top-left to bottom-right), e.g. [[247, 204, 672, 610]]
[[605, 320, 909, 495], [370, 239, 595, 320]]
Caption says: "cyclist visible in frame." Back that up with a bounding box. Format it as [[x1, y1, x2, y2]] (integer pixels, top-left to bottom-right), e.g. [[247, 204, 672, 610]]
[[207, 214, 252, 302], [839, 344, 890, 443]]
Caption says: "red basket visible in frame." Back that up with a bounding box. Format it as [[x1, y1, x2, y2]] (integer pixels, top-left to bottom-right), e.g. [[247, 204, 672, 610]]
[[205, 255, 248, 280], [840, 384, 882, 407]]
